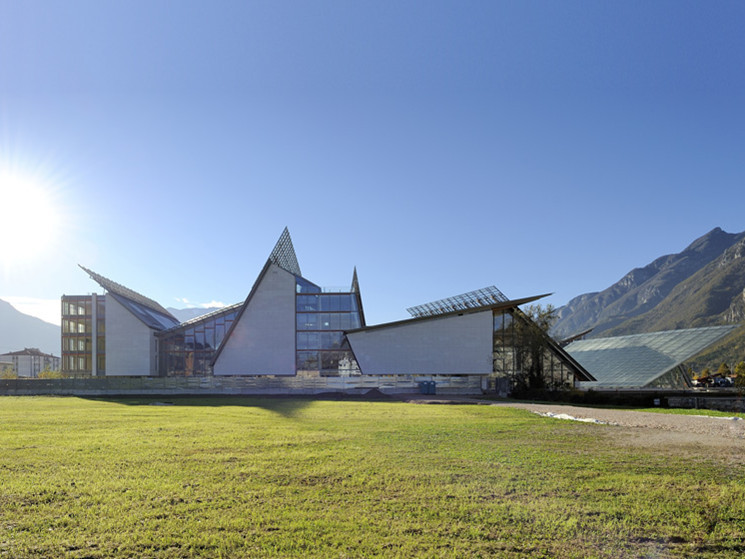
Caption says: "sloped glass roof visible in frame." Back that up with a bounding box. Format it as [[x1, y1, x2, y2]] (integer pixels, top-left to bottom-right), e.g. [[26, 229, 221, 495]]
[[158, 302, 243, 335], [566, 325, 739, 388], [407, 286, 508, 318], [110, 293, 180, 331]]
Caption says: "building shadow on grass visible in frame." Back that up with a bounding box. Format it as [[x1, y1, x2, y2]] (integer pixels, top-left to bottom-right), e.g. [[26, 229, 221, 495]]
[[80, 395, 316, 418], [80, 391, 395, 418]]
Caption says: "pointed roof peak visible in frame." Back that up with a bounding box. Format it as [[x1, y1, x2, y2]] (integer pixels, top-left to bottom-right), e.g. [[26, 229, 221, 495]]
[[78, 265, 176, 319], [351, 266, 360, 293], [269, 227, 302, 276]]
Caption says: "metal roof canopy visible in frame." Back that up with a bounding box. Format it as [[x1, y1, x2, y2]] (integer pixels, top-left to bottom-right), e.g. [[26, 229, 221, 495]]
[[350, 293, 550, 334], [407, 286, 510, 318]]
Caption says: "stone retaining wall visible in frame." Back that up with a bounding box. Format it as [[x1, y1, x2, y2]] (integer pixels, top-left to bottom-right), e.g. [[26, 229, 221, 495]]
[[667, 395, 745, 413]]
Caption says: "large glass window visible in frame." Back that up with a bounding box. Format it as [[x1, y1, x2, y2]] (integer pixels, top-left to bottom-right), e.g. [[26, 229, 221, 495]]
[[295, 279, 363, 375], [297, 351, 320, 370], [158, 306, 239, 376], [296, 277, 321, 293]]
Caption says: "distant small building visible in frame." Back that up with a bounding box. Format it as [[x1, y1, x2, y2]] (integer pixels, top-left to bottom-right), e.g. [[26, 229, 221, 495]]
[[0, 348, 61, 378]]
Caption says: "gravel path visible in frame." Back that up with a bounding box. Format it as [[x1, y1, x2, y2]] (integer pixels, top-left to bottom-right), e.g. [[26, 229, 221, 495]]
[[497, 402, 745, 440], [405, 396, 745, 450]]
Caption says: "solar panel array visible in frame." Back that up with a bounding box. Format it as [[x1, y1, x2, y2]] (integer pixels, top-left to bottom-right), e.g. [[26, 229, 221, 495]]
[[80, 265, 176, 319], [407, 286, 509, 318]]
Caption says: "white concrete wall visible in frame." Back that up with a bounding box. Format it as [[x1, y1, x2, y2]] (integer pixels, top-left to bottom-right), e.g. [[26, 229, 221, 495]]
[[213, 263, 297, 376], [105, 296, 156, 376], [346, 310, 494, 375]]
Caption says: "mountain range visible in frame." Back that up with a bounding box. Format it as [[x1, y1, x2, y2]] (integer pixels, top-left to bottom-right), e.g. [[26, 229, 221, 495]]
[[0, 299, 61, 357], [552, 227, 745, 369]]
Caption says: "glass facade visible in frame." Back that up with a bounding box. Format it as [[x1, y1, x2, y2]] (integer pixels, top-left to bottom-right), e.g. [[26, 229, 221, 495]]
[[295, 278, 362, 376], [492, 309, 574, 391], [61, 295, 106, 375], [157, 305, 240, 376]]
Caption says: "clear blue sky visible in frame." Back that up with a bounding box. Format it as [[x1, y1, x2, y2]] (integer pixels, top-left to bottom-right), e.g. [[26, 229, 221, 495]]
[[1, 1, 744, 327]]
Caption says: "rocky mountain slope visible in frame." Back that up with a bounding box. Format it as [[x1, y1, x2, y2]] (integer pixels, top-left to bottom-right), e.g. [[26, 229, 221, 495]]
[[552, 227, 745, 369], [0, 299, 61, 357]]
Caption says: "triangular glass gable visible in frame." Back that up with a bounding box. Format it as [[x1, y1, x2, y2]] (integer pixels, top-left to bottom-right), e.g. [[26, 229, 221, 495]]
[[269, 227, 302, 276]]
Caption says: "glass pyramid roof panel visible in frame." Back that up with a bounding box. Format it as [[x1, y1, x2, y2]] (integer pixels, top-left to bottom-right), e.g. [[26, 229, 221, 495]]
[[269, 227, 302, 276], [566, 325, 739, 388]]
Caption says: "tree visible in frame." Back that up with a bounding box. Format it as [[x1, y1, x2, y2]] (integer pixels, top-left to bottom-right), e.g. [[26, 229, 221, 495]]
[[37, 367, 63, 379], [511, 304, 562, 393], [734, 361, 745, 388], [717, 362, 732, 376], [0, 366, 17, 379]]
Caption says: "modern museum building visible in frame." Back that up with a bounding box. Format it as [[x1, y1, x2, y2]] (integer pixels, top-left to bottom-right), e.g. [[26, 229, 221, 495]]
[[61, 228, 594, 394]]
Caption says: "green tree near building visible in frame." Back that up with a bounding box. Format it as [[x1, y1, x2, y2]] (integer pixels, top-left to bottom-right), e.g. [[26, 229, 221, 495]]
[[38, 367, 64, 379], [734, 361, 745, 388], [511, 304, 563, 393], [717, 362, 732, 377]]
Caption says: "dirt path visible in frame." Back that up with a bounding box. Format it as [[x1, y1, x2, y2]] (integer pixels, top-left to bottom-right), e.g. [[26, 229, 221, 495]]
[[497, 402, 745, 438], [405, 396, 745, 452]]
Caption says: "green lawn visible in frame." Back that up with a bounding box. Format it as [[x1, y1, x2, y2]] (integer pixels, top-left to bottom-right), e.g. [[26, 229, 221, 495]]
[[1, 397, 744, 558]]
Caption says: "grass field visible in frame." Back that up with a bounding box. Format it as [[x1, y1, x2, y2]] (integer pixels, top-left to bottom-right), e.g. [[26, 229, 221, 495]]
[[1, 397, 744, 558]]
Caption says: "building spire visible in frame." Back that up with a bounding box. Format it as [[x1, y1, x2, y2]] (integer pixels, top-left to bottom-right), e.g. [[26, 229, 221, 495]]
[[268, 227, 302, 276], [350, 266, 360, 293]]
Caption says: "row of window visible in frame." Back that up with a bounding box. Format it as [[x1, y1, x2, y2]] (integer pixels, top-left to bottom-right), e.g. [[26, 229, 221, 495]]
[[62, 318, 105, 335], [62, 336, 105, 353], [296, 313, 361, 331], [296, 294, 359, 312], [62, 354, 105, 374], [297, 331, 345, 350], [61, 297, 105, 318]]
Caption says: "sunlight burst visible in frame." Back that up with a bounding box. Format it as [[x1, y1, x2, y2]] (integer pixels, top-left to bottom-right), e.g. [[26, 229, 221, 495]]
[[0, 168, 64, 267]]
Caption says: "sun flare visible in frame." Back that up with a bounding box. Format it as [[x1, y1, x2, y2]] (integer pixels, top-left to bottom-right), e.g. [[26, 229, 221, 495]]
[[0, 169, 63, 266]]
